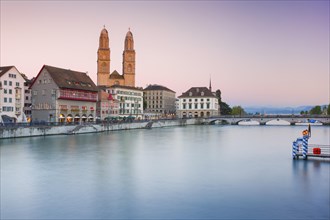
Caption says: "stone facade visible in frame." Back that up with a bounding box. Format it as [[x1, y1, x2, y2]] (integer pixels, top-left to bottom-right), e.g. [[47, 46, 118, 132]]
[[30, 65, 98, 123], [97, 27, 136, 87], [143, 84, 176, 118]]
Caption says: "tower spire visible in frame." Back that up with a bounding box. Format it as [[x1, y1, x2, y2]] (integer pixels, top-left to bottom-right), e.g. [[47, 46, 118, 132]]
[[209, 75, 212, 92]]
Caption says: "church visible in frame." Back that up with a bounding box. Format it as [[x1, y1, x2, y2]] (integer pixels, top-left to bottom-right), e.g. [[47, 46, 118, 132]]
[[97, 27, 136, 87]]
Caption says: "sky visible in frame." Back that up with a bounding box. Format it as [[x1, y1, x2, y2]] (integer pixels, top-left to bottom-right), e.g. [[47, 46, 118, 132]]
[[1, 0, 329, 107]]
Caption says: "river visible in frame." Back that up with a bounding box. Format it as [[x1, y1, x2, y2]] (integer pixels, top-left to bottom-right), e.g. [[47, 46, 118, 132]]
[[1, 125, 329, 219]]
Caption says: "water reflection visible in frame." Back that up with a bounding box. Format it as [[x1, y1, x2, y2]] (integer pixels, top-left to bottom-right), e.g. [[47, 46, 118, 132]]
[[1, 126, 329, 219]]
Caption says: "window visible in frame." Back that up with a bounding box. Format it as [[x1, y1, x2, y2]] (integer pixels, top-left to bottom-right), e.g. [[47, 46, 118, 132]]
[[4, 97, 7, 103], [9, 98, 12, 103], [207, 103, 210, 109], [9, 89, 12, 94], [33, 91, 38, 95], [183, 104, 186, 109], [183, 99, 186, 102], [189, 103, 192, 109], [201, 103, 204, 109], [4, 80, 7, 85], [195, 99, 198, 102], [9, 81, 12, 86], [4, 89, 7, 94], [195, 104, 198, 109], [16, 82, 20, 87], [201, 92, 204, 96]]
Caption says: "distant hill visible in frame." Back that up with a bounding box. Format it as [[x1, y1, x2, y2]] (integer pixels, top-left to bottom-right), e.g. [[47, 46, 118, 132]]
[[243, 106, 320, 115]]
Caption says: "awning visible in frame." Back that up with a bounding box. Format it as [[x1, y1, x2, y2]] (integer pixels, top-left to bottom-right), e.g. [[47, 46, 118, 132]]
[[74, 116, 80, 119], [82, 116, 87, 119], [88, 116, 94, 119], [67, 116, 73, 119], [59, 115, 65, 119]]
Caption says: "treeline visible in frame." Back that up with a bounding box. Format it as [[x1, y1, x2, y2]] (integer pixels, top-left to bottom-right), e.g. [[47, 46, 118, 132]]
[[300, 104, 330, 115], [216, 89, 330, 116]]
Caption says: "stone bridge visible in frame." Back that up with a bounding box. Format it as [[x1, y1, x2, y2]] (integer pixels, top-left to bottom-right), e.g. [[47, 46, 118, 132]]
[[204, 115, 330, 125]]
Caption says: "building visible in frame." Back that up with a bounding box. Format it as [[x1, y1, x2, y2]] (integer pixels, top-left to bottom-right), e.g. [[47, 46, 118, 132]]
[[97, 27, 136, 87], [30, 65, 98, 123], [22, 76, 34, 122], [143, 84, 176, 118], [0, 66, 26, 123], [177, 87, 219, 118], [96, 86, 120, 121], [103, 85, 143, 119]]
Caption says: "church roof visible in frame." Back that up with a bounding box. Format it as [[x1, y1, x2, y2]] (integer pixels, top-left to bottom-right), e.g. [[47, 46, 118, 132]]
[[178, 87, 215, 98], [144, 84, 175, 93], [30, 65, 98, 92], [126, 30, 133, 38], [100, 27, 108, 36], [109, 70, 124, 79]]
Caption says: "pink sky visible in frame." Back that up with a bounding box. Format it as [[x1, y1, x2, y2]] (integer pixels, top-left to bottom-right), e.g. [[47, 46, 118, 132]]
[[1, 1, 329, 107]]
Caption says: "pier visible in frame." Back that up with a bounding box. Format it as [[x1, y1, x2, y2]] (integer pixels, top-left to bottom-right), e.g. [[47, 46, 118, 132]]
[[294, 144, 330, 159]]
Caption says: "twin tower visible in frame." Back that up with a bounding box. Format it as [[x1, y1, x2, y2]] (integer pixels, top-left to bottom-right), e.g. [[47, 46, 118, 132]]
[[97, 27, 136, 87]]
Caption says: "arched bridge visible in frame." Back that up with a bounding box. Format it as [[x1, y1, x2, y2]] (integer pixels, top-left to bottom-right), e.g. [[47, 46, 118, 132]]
[[205, 115, 330, 125]]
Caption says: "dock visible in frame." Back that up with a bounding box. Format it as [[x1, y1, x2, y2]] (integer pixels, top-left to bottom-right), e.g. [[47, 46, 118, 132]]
[[294, 144, 330, 160]]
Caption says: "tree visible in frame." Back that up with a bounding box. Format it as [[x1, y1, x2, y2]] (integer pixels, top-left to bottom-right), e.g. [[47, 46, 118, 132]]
[[327, 104, 330, 115], [215, 89, 232, 115], [309, 105, 322, 115], [231, 106, 246, 116], [220, 102, 232, 115]]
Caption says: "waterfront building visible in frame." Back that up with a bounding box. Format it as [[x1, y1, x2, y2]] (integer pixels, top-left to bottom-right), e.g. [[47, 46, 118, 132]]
[[0, 66, 26, 123], [97, 27, 136, 87], [103, 85, 143, 119], [22, 75, 33, 122], [143, 84, 176, 118], [177, 87, 219, 118], [96, 86, 120, 121], [30, 65, 98, 123]]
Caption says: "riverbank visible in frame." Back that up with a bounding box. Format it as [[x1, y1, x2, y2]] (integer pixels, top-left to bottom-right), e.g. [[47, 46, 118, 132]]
[[0, 118, 201, 139]]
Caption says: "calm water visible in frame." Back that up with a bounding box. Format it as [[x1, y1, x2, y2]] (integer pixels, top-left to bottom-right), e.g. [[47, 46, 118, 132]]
[[1, 125, 329, 219]]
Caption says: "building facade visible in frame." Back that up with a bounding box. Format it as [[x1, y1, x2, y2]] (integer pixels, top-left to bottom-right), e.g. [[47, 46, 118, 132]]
[[177, 87, 219, 118], [104, 85, 143, 119], [30, 65, 98, 123], [143, 84, 176, 118], [96, 86, 120, 121], [97, 27, 136, 87], [0, 66, 26, 123]]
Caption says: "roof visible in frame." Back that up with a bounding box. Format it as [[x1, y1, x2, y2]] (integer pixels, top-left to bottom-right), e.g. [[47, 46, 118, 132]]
[[31, 65, 98, 92], [109, 70, 124, 79], [110, 84, 143, 92], [178, 87, 216, 98], [126, 30, 133, 38], [0, 66, 15, 78], [144, 84, 175, 93], [100, 27, 108, 36]]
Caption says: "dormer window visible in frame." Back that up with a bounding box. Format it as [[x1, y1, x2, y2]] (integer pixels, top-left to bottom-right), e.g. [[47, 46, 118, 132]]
[[189, 92, 192, 96], [201, 92, 204, 96]]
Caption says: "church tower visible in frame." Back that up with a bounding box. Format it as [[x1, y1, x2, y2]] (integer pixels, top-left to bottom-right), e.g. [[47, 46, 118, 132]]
[[97, 27, 110, 86], [122, 29, 135, 87]]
